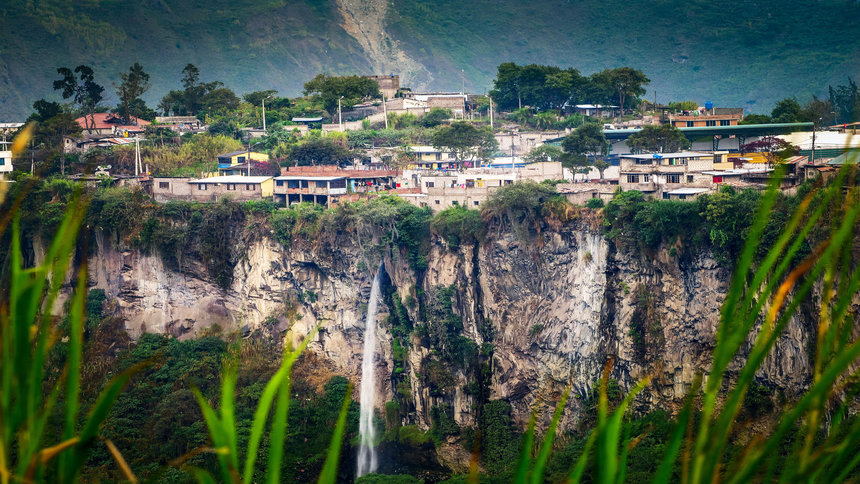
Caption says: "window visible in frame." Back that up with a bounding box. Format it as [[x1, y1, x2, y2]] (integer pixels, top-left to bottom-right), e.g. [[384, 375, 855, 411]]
[[720, 120, 731, 126], [0, 158, 6, 166], [435, 200, 440, 205], [666, 174, 681, 184], [198, 184, 207, 191], [663, 192, 670, 199], [713, 176, 723, 183], [687, 121, 695, 127], [452, 200, 459, 205], [237, 156, 245, 163], [635, 158, 652, 165], [474, 201, 480, 206], [246, 184, 255, 190], [159, 182, 169, 189], [687, 175, 694, 183], [276, 180, 284, 187], [227, 184, 236, 191], [643, 174, 650, 183], [426, 181, 435, 188], [678, 194, 687, 200], [706, 120, 716, 127], [627, 174, 639, 183]]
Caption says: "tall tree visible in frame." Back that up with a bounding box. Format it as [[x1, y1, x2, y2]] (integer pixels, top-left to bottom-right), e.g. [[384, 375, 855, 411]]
[[562, 122, 608, 171], [626, 124, 689, 153], [802, 96, 836, 127], [829, 77, 859, 124], [53, 65, 104, 132], [741, 136, 799, 166], [431, 121, 498, 169], [770, 98, 804, 123], [593, 67, 649, 115], [115, 62, 151, 124]]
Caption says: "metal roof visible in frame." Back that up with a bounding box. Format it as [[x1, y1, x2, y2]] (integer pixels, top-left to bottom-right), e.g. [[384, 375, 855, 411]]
[[274, 175, 345, 181], [291, 117, 324, 122], [622, 152, 710, 159], [189, 176, 272, 184], [666, 188, 710, 195]]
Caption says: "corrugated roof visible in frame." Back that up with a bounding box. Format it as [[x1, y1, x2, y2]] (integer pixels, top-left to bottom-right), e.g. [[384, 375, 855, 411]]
[[666, 188, 710, 195], [189, 176, 272, 184], [274, 175, 345, 181]]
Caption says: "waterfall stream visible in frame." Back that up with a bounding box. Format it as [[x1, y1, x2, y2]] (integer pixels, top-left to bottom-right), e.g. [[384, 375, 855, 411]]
[[357, 266, 383, 477]]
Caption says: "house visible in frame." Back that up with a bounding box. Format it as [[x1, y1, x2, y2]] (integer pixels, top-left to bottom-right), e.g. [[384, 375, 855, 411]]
[[618, 152, 715, 197], [668, 109, 742, 128], [149, 177, 196, 202], [217, 150, 269, 169], [556, 183, 617, 205], [185, 175, 274, 202], [273, 166, 398, 207], [574, 104, 618, 117], [63, 135, 137, 154], [75, 113, 151, 135], [365, 75, 400, 99], [0, 147, 13, 178]]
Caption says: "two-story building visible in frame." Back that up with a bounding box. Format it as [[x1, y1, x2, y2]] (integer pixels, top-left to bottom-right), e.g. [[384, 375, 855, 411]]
[[186, 175, 274, 202], [619, 152, 715, 198], [668, 108, 743, 128], [0, 147, 13, 179], [217, 150, 270, 170], [272, 166, 398, 207]]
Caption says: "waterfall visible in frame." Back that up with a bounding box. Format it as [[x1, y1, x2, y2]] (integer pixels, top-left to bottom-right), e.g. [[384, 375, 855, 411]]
[[357, 266, 383, 477]]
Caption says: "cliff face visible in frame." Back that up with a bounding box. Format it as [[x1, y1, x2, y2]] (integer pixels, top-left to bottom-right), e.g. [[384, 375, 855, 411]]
[[84, 222, 826, 430]]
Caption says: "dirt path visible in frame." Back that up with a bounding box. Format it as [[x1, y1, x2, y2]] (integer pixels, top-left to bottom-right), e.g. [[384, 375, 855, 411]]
[[335, 0, 432, 89]]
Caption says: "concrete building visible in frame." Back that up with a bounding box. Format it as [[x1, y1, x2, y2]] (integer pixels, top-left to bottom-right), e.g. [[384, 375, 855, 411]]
[[186, 176, 274, 202], [618, 152, 715, 197], [217, 150, 269, 169], [365, 75, 400, 99], [273, 166, 398, 206], [556, 183, 618, 204], [0, 148, 13, 178]]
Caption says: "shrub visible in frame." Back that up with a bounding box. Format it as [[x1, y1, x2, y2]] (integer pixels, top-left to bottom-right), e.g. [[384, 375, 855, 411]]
[[431, 205, 484, 249], [585, 197, 604, 209]]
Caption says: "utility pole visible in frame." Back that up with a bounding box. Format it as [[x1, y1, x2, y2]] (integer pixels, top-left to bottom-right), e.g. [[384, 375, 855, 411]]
[[134, 137, 142, 176], [262, 98, 267, 133], [382, 92, 389, 129], [489, 97, 494, 129], [338, 96, 344, 132]]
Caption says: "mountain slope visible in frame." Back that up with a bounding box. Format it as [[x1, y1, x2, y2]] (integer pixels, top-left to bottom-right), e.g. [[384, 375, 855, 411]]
[[0, 0, 858, 119]]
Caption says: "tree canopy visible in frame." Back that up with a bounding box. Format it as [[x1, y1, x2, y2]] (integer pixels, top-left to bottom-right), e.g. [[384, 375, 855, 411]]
[[562, 123, 608, 170], [303, 74, 381, 115], [53, 65, 104, 131], [626, 124, 690, 153], [115, 62, 151, 124], [430, 122, 498, 168], [289, 138, 354, 167]]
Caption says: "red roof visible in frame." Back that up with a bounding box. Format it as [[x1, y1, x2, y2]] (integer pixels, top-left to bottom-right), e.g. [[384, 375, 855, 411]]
[[75, 113, 151, 131]]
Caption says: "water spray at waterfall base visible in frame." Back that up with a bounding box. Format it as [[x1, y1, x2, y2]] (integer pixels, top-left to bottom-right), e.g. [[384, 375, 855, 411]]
[[357, 266, 383, 477]]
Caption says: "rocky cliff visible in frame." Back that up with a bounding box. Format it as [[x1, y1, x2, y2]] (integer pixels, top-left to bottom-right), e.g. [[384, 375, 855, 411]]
[[83, 220, 827, 433]]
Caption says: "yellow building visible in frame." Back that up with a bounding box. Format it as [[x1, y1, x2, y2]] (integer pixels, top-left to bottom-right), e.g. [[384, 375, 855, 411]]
[[217, 150, 270, 168]]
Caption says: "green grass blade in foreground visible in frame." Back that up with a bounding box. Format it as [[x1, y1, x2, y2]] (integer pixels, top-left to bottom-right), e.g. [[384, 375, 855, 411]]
[[531, 387, 570, 484], [514, 410, 537, 484], [58, 268, 87, 483], [241, 327, 319, 483], [191, 385, 235, 484], [567, 430, 595, 484], [266, 360, 291, 484], [318, 382, 354, 484]]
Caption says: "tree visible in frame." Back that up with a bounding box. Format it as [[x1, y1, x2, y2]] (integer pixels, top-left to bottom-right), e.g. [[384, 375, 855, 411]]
[[489, 62, 587, 112], [740, 136, 799, 166], [289, 138, 354, 167], [53, 65, 104, 132], [430, 122, 498, 169], [626, 124, 690, 153], [828, 77, 858, 124], [303, 74, 380, 114], [802, 96, 836, 128], [668, 101, 699, 111], [593, 67, 650, 115], [739, 114, 772, 125], [200, 87, 240, 115], [524, 145, 564, 164], [420, 107, 452, 128], [115, 62, 151, 124], [770, 98, 804, 123], [243, 89, 278, 107], [562, 122, 608, 171]]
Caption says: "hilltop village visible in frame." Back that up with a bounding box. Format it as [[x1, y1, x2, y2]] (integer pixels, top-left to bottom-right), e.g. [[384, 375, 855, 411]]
[[2, 66, 858, 210]]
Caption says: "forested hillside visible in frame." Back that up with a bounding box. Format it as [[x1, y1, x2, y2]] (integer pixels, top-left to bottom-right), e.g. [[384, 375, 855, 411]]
[[1, 0, 858, 118]]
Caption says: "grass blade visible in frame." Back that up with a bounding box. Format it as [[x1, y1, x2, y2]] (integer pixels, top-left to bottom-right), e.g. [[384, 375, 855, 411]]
[[318, 382, 354, 484]]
